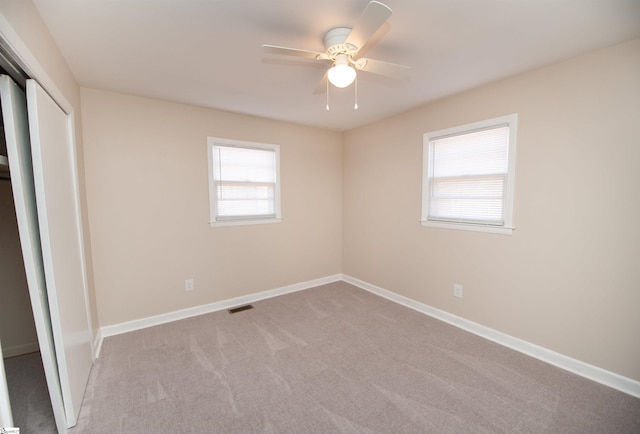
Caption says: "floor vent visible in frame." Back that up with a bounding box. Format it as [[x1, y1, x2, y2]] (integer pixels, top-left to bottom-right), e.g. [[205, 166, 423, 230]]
[[228, 304, 254, 314]]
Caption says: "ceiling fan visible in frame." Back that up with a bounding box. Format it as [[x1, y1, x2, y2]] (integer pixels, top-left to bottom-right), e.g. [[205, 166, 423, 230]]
[[262, 1, 410, 92]]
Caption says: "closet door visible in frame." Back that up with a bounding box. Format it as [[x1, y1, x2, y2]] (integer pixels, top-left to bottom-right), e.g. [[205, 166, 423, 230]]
[[26, 79, 93, 427], [0, 75, 67, 432]]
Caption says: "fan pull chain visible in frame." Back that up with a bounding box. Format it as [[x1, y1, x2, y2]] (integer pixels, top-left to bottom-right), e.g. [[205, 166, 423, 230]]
[[354, 75, 358, 109], [326, 78, 330, 111]]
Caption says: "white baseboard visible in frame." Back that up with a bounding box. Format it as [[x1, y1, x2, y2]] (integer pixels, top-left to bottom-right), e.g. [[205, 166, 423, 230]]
[[342, 274, 640, 399], [95, 272, 639, 398], [1, 341, 39, 358], [99, 274, 342, 340]]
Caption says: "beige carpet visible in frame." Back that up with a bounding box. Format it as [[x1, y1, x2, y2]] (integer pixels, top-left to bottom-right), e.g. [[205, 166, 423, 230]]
[[70, 281, 640, 433]]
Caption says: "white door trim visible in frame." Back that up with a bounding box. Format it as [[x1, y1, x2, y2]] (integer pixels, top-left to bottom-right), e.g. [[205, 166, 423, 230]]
[[0, 11, 73, 114]]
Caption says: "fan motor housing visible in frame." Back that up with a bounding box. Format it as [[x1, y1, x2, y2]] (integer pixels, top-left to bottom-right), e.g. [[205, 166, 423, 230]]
[[324, 27, 357, 54]]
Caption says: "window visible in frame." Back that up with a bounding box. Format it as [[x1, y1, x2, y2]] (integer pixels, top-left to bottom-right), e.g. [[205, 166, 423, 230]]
[[207, 137, 281, 227], [421, 114, 517, 235]]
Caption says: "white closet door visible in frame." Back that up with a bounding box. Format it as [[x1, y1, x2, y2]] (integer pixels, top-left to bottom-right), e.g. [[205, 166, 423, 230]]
[[0, 75, 67, 432], [26, 79, 93, 428]]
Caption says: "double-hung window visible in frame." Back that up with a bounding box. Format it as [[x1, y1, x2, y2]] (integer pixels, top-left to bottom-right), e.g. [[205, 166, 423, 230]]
[[421, 114, 517, 234], [207, 137, 282, 227]]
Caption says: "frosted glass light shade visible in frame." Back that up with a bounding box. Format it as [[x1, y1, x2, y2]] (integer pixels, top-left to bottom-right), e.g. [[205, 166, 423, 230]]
[[328, 54, 356, 88]]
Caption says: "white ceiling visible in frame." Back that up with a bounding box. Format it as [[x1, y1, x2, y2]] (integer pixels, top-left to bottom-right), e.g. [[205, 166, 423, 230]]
[[32, 0, 640, 132]]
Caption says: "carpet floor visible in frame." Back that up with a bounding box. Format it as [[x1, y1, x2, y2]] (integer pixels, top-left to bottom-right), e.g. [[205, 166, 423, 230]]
[[4, 351, 56, 433], [70, 281, 640, 433]]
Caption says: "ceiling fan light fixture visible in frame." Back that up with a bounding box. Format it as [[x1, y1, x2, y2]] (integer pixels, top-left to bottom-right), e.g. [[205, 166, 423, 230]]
[[328, 54, 356, 88]]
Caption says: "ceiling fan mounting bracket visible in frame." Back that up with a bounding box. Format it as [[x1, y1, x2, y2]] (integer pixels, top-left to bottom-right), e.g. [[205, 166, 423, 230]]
[[324, 27, 351, 47], [326, 44, 358, 59]]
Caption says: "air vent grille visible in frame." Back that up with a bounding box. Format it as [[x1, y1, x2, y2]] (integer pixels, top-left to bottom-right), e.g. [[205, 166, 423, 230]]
[[228, 304, 254, 314]]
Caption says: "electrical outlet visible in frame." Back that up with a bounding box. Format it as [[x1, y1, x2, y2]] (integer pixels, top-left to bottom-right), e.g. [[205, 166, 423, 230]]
[[453, 284, 463, 298], [185, 278, 195, 291]]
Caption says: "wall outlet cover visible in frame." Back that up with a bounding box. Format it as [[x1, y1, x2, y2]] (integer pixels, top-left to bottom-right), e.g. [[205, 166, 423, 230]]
[[185, 278, 195, 291]]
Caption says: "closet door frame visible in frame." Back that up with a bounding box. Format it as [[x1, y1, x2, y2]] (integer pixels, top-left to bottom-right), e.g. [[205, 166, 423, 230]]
[[0, 9, 96, 432], [0, 5, 95, 359]]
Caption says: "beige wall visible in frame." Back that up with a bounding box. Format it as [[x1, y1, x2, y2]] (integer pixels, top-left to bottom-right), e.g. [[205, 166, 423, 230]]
[[80, 89, 342, 326], [6, 0, 637, 384], [0, 181, 38, 356], [343, 39, 640, 381], [0, 0, 99, 335]]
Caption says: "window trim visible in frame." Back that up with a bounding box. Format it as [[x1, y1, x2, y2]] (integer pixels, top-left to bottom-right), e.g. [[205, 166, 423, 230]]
[[207, 137, 282, 227], [420, 114, 518, 235]]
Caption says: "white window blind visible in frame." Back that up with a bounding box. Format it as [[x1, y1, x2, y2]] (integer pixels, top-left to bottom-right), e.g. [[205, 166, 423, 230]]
[[208, 138, 281, 226], [422, 114, 517, 234]]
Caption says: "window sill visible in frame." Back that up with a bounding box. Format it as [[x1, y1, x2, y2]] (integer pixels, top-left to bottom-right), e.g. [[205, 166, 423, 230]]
[[420, 220, 513, 235], [209, 217, 283, 228]]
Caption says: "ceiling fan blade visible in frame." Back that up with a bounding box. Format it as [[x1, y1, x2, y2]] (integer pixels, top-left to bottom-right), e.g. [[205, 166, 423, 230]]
[[262, 44, 326, 60], [356, 58, 411, 79], [344, 1, 392, 52], [313, 71, 328, 94]]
